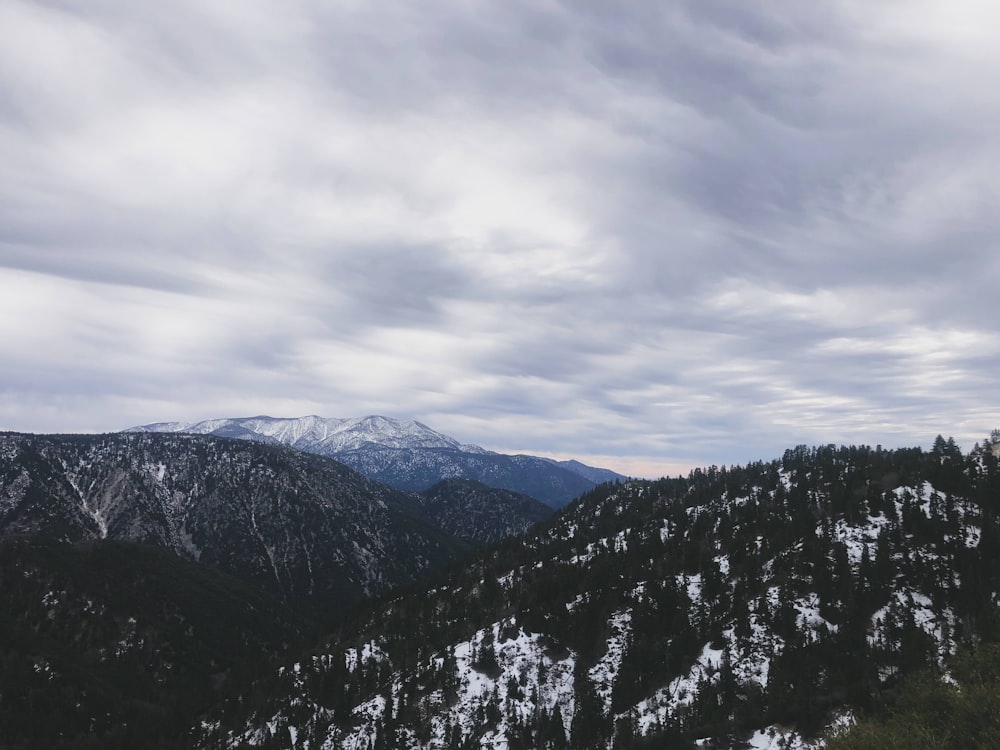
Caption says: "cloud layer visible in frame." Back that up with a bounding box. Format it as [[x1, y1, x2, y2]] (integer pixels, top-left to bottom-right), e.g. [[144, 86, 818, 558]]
[[2, 0, 999, 476]]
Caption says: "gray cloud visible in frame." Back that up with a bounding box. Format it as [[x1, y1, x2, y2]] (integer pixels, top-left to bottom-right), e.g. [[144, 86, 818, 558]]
[[2, 0, 999, 477]]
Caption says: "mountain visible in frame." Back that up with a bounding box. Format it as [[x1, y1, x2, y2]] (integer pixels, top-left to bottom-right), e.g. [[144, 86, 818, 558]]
[[131, 415, 486, 453], [0, 535, 313, 750], [542, 457, 626, 485], [126, 415, 626, 507], [0, 432, 551, 749], [416, 479, 553, 547], [329, 445, 599, 509], [0, 431, 466, 617], [195, 435, 1000, 749]]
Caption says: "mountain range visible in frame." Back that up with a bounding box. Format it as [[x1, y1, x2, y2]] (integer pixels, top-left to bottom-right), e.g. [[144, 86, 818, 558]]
[[0, 431, 548, 616], [125, 415, 627, 508], [2, 428, 1000, 749]]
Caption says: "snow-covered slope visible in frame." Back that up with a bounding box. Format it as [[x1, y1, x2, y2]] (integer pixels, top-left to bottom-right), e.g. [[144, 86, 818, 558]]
[[129, 415, 486, 454], [195, 439, 1000, 749]]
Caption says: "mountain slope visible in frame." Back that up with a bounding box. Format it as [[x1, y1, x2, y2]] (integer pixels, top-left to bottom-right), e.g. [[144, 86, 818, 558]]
[[195, 435, 1000, 749], [331, 445, 598, 509], [0, 432, 467, 617], [132, 415, 485, 453], [0, 535, 313, 750], [127, 416, 625, 507], [542, 458, 627, 485], [416, 479, 553, 546], [825, 643, 1000, 749]]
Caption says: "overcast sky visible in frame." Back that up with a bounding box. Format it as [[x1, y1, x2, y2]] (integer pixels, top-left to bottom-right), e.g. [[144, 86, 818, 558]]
[[2, 1, 999, 477]]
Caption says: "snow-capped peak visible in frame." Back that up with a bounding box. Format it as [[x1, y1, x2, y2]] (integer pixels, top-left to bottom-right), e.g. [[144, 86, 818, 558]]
[[127, 415, 488, 454]]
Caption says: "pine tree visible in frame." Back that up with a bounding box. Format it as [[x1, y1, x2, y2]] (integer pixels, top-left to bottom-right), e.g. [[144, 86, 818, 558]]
[[570, 671, 609, 749]]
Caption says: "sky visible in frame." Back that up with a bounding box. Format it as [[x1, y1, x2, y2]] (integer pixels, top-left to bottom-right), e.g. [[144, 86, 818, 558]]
[[2, 1, 999, 478]]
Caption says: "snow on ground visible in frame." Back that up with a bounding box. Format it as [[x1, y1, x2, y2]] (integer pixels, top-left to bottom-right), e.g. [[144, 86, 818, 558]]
[[964, 524, 982, 548], [633, 641, 724, 735], [660, 520, 673, 543], [589, 610, 632, 712], [725, 491, 754, 508], [891, 481, 938, 516], [740, 725, 819, 749], [570, 530, 630, 565], [714, 554, 730, 576], [681, 573, 703, 603], [345, 640, 388, 673], [334, 695, 387, 750], [725, 621, 778, 689], [795, 592, 838, 639], [779, 470, 793, 491], [694, 710, 853, 749], [317, 620, 580, 749], [830, 514, 888, 566], [868, 589, 955, 662], [428, 620, 578, 749], [146, 462, 167, 482]]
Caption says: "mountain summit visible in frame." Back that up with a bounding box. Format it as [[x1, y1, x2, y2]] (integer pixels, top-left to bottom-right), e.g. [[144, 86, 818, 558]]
[[127, 415, 626, 507], [128, 415, 486, 453]]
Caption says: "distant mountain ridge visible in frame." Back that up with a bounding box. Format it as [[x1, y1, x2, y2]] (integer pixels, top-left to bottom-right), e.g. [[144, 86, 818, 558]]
[[542, 457, 626, 485], [127, 415, 627, 507], [129, 415, 489, 453]]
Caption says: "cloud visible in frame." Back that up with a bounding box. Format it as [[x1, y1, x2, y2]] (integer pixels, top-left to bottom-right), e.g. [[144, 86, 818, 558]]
[[2, 0, 999, 476]]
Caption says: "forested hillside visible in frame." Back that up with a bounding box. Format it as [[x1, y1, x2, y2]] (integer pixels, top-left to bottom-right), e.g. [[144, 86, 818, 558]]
[[415, 479, 552, 546], [0, 432, 467, 617], [198, 433, 1000, 749], [0, 537, 314, 750], [825, 641, 1000, 749]]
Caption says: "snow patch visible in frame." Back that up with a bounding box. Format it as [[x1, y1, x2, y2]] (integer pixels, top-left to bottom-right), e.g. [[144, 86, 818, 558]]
[[589, 609, 632, 712]]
